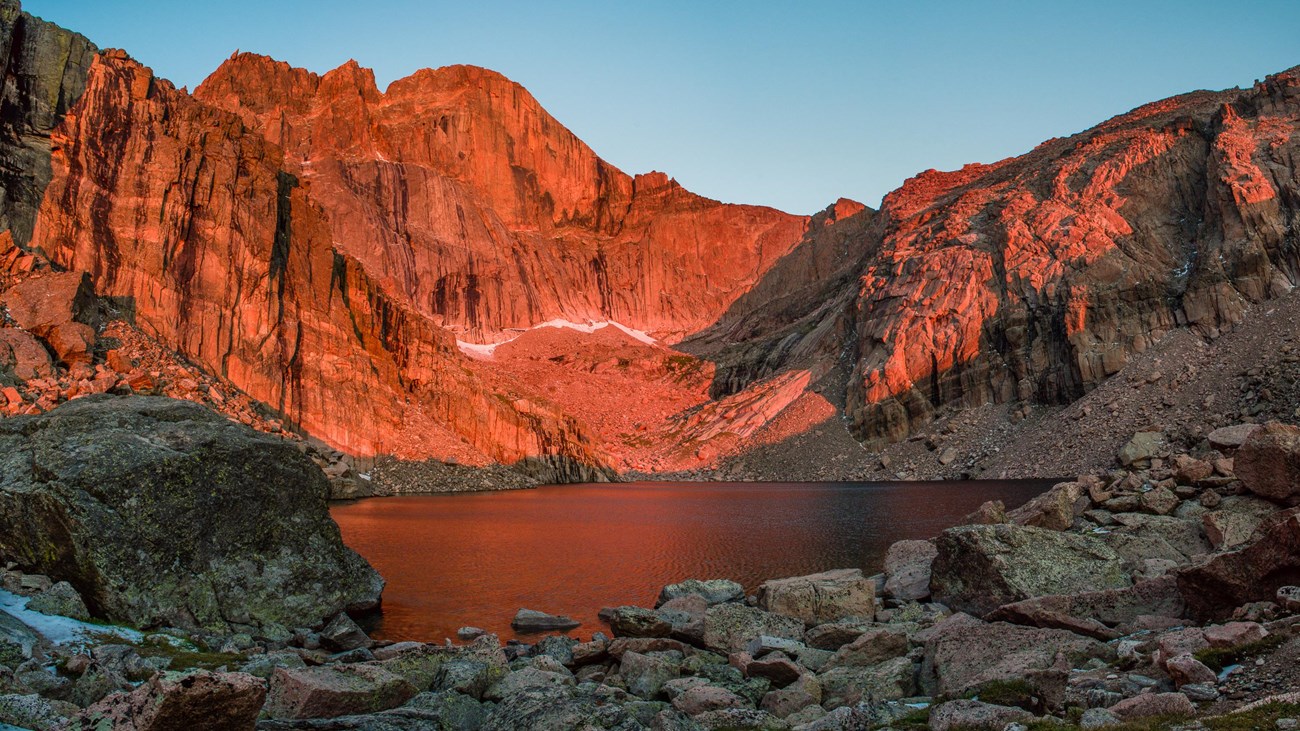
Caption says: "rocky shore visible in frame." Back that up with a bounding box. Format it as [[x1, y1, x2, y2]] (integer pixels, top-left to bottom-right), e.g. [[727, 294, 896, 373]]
[[0, 396, 1299, 729]]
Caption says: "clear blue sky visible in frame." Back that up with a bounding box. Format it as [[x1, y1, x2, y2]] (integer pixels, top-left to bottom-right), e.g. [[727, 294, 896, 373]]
[[23, 1, 1299, 214]]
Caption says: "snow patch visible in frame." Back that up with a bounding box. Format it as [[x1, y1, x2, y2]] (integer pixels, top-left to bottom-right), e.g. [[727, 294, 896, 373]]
[[457, 319, 657, 359], [0, 589, 141, 648]]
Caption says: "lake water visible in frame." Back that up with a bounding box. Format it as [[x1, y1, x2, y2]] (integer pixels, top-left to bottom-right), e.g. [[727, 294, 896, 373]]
[[331, 480, 1053, 642]]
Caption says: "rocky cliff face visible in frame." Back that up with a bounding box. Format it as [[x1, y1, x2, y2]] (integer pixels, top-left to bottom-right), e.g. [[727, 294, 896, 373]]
[[192, 53, 809, 344], [4, 0, 1300, 478], [833, 73, 1300, 445], [0, 0, 95, 243], [28, 50, 610, 477], [19, 40, 814, 476]]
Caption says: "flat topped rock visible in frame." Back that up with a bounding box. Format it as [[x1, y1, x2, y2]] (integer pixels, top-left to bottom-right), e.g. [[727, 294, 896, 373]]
[[1208, 423, 1263, 450], [511, 609, 580, 632], [656, 579, 745, 608]]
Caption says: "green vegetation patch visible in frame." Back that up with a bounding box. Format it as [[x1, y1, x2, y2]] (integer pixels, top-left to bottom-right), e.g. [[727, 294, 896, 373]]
[[1194, 635, 1285, 672]]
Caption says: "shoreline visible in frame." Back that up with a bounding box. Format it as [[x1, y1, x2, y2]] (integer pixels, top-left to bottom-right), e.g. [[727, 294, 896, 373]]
[[6, 420, 1300, 729]]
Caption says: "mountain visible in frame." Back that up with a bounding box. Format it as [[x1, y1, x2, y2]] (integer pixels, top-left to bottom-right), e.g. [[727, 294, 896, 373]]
[[2, 0, 1298, 483]]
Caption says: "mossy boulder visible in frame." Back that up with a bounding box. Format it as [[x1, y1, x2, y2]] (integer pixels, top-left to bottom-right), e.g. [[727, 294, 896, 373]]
[[0, 395, 383, 635], [930, 523, 1131, 617]]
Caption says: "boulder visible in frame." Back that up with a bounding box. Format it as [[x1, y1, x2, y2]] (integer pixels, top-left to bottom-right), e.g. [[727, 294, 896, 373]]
[[817, 656, 916, 708], [1104, 513, 1211, 561], [1108, 692, 1195, 720], [510, 609, 580, 633], [1007, 481, 1090, 531], [72, 670, 266, 731], [1208, 423, 1263, 450], [803, 619, 875, 650], [961, 500, 1007, 525], [756, 569, 875, 625], [1118, 431, 1165, 467], [265, 664, 417, 719], [0, 329, 53, 380], [657, 594, 708, 644], [1139, 487, 1179, 516], [483, 666, 575, 701], [1235, 422, 1300, 504], [657, 579, 745, 607], [673, 684, 746, 716], [921, 614, 1109, 705], [760, 686, 817, 718], [1202, 496, 1279, 550], [1, 271, 99, 339], [1154, 628, 1209, 666], [930, 524, 1131, 617], [822, 626, 909, 669], [48, 320, 95, 366], [616, 651, 678, 699], [988, 576, 1186, 636], [1176, 508, 1300, 620], [0, 396, 383, 634], [257, 690, 491, 731], [702, 603, 805, 654], [883, 540, 937, 601], [691, 708, 789, 730], [745, 654, 802, 687], [25, 581, 90, 620], [1203, 621, 1267, 648], [320, 612, 372, 652], [928, 699, 1033, 731], [0, 693, 77, 730], [1165, 654, 1217, 687], [606, 606, 673, 638], [1172, 455, 1215, 485]]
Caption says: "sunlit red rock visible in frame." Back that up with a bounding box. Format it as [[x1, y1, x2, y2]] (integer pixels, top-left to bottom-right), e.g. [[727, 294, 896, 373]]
[[27, 50, 815, 473], [192, 53, 809, 344], [838, 72, 1300, 443]]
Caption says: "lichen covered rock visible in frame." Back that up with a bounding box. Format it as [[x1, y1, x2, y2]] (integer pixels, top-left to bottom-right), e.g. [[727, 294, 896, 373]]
[[930, 524, 1131, 617], [0, 395, 383, 634]]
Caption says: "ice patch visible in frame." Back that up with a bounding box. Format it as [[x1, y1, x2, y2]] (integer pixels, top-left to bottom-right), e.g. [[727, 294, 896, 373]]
[[456, 319, 657, 359], [0, 588, 141, 648]]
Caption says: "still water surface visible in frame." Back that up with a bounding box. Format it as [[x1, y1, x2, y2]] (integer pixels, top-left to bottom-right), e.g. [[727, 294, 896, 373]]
[[331, 480, 1052, 642]]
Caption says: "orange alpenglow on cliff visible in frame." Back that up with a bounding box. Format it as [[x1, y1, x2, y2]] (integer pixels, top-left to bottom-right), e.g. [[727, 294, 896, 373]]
[[11, 18, 1300, 479]]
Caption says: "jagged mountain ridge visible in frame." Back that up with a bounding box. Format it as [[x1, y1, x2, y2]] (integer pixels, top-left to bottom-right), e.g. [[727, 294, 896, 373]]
[[2, 0, 1298, 479]]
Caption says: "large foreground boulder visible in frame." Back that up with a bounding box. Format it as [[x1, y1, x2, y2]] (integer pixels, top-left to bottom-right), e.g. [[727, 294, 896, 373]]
[[0, 396, 383, 634], [756, 568, 875, 625], [1235, 422, 1300, 504], [1176, 507, 1300, 620], [930, 524, 1130, 617], [921, 614, 1110, 708], [69, 670, 266, 730]]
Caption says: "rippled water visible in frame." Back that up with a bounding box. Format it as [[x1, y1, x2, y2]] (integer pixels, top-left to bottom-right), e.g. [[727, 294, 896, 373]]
[[331, 480, 1052, 642]]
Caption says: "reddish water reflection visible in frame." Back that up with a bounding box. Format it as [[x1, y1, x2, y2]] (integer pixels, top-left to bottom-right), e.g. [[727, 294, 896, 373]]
[[331, 480, 1051, 642]]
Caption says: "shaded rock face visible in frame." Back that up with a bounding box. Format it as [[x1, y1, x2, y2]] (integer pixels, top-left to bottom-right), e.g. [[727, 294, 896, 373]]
[[1176, 507, 1300, 620], [1235, 422, 1300, 504], [0, 1, 97, 243], [0, 395, 383, 634]]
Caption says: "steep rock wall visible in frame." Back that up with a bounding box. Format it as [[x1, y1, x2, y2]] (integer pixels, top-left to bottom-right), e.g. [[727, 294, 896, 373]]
[[842, 72, 1300, 444], [30, 51, 609, 477], [193, 54, 810, 343]]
